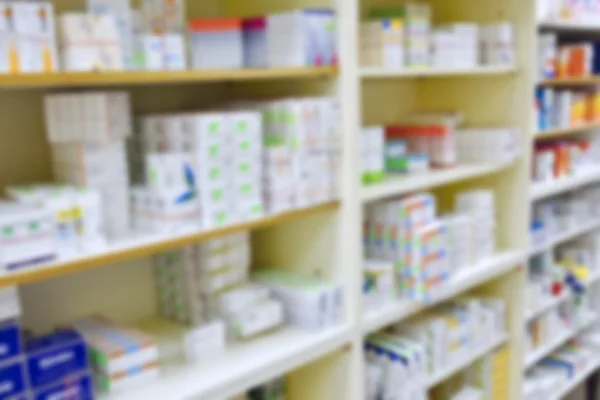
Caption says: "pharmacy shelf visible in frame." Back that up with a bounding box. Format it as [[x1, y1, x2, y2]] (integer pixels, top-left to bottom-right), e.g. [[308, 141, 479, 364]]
[[534, 121, 600, 140], [103, 325, 352, 400], [427, 333, 509, 388], [361, 163, 511, 203], [0, 202, 338, 288], [530, 168, 600, 201], [539, 76, 600, 87], [551, 359, 600, 400], [525, 270, 600, 321], [362, 250, 525, 334], [524, 313, 599, 370], [529, 219, 600, 256], [0, 67, 338, 89], [538, 20, 600, 32], [360, 65, 516, 79]]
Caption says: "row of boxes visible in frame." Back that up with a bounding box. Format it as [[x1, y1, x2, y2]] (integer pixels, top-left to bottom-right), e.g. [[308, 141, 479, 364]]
[[364, 190, 496, 303], [0, 1, 337, 73], [524, 338, 597, 399], [0, 288, 93, 399], [533, 137, 597, 184], [538, 0, 600, 23], [360, 4, 514, 69], [365, 297, 507, 399], [536, 87, 600, 131], [362, 118, 519, 186]]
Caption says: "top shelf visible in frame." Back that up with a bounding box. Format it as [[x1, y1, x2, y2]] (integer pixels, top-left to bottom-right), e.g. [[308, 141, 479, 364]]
[[538, 20, 600, 32], [0, 67, 338, 89], [360, 65, 516, 79]]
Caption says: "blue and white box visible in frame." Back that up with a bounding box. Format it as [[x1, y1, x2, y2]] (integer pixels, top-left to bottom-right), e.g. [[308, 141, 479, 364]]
[[26, 330, 89, 389]]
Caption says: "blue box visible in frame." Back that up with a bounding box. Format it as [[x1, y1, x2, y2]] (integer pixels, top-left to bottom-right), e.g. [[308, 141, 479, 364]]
[[33, 370, 94, 400], [0, 358, 28, 399], [26, 330, 89, 389], [0, 320, 22, 364]]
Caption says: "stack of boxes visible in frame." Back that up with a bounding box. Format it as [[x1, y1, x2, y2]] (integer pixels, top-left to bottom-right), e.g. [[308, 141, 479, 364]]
[[0, 287, 26, 399], [0, 288, 94, 400], [404, 3, 432, 68], [259, 97, 340, 213], [44, 91, 132, 240], [72, 314, 159, 394], [154, 233, 285, 343], [0, 2, 58, 74], [131, 110, 264, 232], [6, 184, 105, 257], [364, 190, 497, 303], [25, 329, 92, 400]]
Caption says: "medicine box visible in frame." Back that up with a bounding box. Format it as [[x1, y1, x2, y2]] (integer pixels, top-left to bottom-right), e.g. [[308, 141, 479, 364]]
[[226, 298, 284, 340], [0, 320, 21, 364], [0, 358, 28, 400], [72, 315, 158, 377], [88, 0, 134, 69], [33, 370, 93, 400], [141, 0, 186, 34], [188, 18, 243, 70], [11, 2, 58, 73], [267, 9, 337, 67], [45, 91, 132, 145], [59, 13, 124, 71], [242, 17, 267, 67], [25, 329, 89, 389], [359, 18, 404, 68], [0, 287, 21, 322], [0, 201, 55, 274], [253, 268, 343, 331]]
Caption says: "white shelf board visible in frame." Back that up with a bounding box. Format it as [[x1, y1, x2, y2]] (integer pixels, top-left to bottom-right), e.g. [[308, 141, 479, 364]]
[[361, 163, 510, 203], [524, 313, 598, 370], [103, 325, 352, 400], [362, 250, 525, 334], [360, 65, 516, 79], [427, 334, 508, 388], [531, 168, 600, 201], [530, 220, 600, 256], [525, 292, 570, 321], [539, 20, 600, 32], [551, 359, 600, 400]]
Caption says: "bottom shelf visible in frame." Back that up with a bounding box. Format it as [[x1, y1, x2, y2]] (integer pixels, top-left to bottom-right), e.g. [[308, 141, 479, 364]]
[[524, 313, 599, 370], [552, 358, 600, 400], [427, 333, 508, 388], [104, 324, 352, 400]]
